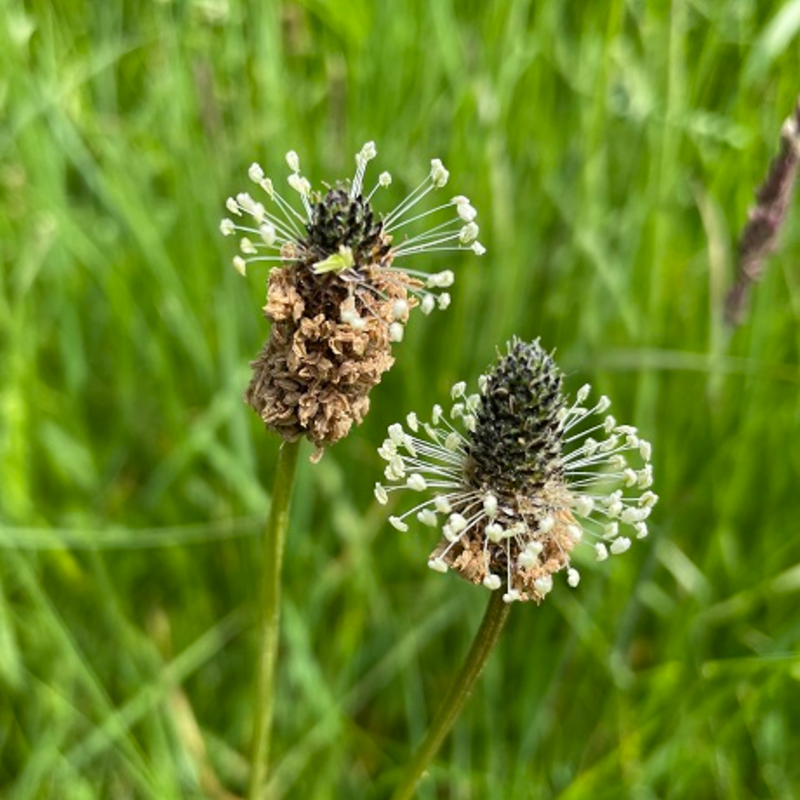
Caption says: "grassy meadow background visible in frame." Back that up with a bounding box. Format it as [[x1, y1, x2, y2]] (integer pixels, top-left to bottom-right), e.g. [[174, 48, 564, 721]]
[[2, 0, 800, 797]]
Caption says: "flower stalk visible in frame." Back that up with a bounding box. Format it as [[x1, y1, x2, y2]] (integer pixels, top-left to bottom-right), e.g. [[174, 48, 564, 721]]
[[390, 590, 511, 800], [249, 438, 301, 800]]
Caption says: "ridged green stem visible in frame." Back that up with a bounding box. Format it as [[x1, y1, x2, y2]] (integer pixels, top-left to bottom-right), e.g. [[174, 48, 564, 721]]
[[248, 439, 301, 800], [390, 590, 511, 800]]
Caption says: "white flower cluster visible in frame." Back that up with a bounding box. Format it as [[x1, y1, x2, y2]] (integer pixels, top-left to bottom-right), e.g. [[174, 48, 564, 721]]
[[219, 143, 484, 340], [375, 378, 657, 602]]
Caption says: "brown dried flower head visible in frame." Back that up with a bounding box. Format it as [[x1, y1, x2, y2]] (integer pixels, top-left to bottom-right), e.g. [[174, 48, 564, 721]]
[[375, 339, 658, 603], [220, 144, 484, 454]]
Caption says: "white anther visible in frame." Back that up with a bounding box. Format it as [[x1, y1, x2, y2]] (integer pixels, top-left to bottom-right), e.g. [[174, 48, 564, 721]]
[[236, 192, 255, 213], [486, 523, 504, 543], [232, 256, 247, 276], [406, 412, 419, 432], [457, 203, 477, 222], [348, 315, 366, 331], [634, 522, 648, 539], [450, 402, 464, 418], [259, 224, 277, 245], [437, 293, 451, 310], [503, 590, 521, 604], [428, 558, 448, 573], [379, 171, 392, 187], [240, 238, 257, 254], [392, 299, 409, 320], [285, 150, 300, 171], [417, 509, 438, 527], [525, 541, 544, 558], [388, 455, 405, 478], [483, 493, 498, 517], [451, 381, 467, 399], [434, 495, 452, 514], [538, 516, 555, 534], [583, 437, 599, 456], [248, 162, 265, 183], [219, 219, 235, 236], [288, 174, 311, 195], [610, 537, 631, 555], [609, 454, 627, 470], [420, 294, 436, 315], [378, 439, 397, 460], [567, 568, 581, 587], [359, 141, 377, 161], [384, 463, 402, 481], [637, 465, 653, 488], [478, 375, 489, 393], [607, 498, 624, 518], [533, 575, 553, 595], [431, 404, 443, 424], [596, 396, 611, 413], [576, 384, 591, 404], [623, 468, 638, 487], [639, 440, 652, 462], [430, 158, 449, 187], [388, 423, 405, 445], [466, 394, 481, 412], [428, 270, 455, 288], [483, 574, 502, 591], [444, 431, 461, 451], [574, 496, 594, 517], [595, 543, 609, 561], [567, 524, 583, 542], [448, 513, 467, 534], [603, 522, 619, 539], [463, 414, 477, 432], [603, 415, 616, 434], [389, 322, 404, 342], [600, 435, 619, 452], [459, 222, 479, 244], [226, 197, 241, 215], [407, 474, 427, 492], [472, 242, 486, 255], [374, 483, 388, 505], [389, 516, 408, 532], [639, 491, 659, 508]]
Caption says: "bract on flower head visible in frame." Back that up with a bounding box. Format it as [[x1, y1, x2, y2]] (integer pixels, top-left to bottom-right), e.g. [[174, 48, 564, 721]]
[[221, 143, 484, 453], [375, 338, 658, 603]]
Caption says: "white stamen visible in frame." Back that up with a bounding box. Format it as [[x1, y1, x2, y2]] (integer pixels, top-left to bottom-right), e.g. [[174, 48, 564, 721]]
[[610, 537, 631, 555], [407, 474, 427, 492], [248, 163, 265, 183], [567, 568, 581, 587], [389, 516, 408, 532], [418, 509, 438, 526], [374, 483, 388, 505], [285, 150, 300, 171], [232, 256, 247, 276]]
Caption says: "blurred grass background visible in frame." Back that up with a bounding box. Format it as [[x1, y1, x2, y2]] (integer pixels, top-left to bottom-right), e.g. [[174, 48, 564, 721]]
[[2, 0, 800, 797]]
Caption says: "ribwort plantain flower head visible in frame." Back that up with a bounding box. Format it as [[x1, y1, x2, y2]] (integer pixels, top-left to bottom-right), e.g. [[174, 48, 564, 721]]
[[221, 143, 484, 454], [375, 338, 657, 603]]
